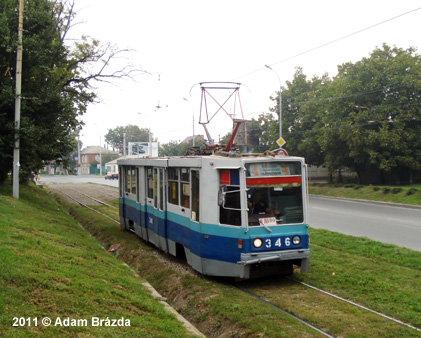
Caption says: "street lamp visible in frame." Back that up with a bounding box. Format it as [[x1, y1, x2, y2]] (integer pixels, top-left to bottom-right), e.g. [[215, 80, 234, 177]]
[[183, 98, 195, 147], [265, 65, 282, 140]]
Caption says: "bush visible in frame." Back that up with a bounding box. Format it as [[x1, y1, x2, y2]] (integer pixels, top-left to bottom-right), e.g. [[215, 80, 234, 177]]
[[406, 188, 418, 196], [391, 187, 403, 194]]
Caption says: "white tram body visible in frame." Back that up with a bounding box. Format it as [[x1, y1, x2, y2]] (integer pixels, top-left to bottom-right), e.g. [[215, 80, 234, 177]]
[[118, 154, 309, 279]]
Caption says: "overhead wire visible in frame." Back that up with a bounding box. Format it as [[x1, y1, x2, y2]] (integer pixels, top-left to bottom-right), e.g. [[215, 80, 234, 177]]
[[154, 6, 421, 142], [232, 6, 421, 81]]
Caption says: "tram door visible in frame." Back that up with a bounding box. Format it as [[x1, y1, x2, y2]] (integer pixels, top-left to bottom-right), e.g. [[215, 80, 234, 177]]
[[121, 166, 136, 231], [145, 167, 167, 251], [189, 170, 201, 263]]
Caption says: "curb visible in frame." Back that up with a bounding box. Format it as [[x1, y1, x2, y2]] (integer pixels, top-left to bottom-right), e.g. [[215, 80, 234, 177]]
[[120, 262, 205, 337], [141, 282, 206, 337], [309, 194, 421, 210]]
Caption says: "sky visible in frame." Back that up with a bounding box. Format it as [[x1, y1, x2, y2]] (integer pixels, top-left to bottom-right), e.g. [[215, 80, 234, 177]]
[[66, 0, 421, 149]]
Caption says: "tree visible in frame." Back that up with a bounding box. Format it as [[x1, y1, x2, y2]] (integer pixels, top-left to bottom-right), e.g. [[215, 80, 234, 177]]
[[254, 67, 330, 161], [248, 113, 278, 152], [263, 45, 420, 184], [281, 68, 331, 165], [104, 125, 152, 154], [327, 44, 421, 184], [0, 0, 139, 183], [159, 140, 182, 156]]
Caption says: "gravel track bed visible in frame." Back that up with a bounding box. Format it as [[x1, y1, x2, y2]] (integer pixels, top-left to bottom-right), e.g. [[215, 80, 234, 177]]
[[47, 183, 118, 206]]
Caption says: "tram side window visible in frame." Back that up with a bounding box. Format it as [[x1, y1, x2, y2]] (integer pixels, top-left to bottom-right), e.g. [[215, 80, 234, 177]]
[[153, 168, 158, 208], [219, 169, 241, 226], [180, 168, 190, 208], [168, 168, 179, 205], [131, 167, 137, 195], [147, 167, 153, 199], [159, 169, 164, 211], [125, 167, 131, 193]]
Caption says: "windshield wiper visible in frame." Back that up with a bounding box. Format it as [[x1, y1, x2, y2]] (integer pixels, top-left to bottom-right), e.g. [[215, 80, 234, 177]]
[[260, 223, 272, 233]]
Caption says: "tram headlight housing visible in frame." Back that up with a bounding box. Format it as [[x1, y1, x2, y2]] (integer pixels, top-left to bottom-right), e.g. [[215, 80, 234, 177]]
[[292, 235, 301, 245], [253, 238, 263, 248]]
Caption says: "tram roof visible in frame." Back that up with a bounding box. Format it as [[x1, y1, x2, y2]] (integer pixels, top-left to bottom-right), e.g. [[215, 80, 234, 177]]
[[117, 154, 305, 167]]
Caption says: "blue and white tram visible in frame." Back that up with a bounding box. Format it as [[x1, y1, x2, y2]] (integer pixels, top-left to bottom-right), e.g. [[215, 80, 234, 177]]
[[118, 154, 309, 279]]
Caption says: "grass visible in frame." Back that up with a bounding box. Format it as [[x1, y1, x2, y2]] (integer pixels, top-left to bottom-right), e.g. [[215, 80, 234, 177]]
[[309, 183, 421, 206], [58, 188, 421, 337], [0, 184, 196, 338]]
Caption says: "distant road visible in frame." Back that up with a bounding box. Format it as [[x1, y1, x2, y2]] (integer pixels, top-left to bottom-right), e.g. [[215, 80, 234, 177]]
[[308, 196, 421, 251], [39, 174, 118, 188]]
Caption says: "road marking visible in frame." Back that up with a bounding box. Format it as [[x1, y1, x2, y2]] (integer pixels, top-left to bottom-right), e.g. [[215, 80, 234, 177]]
[[311, 207, 329, 211]]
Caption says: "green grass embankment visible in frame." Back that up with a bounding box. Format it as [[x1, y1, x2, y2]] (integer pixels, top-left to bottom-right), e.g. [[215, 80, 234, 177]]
[[0, 184, 196, 338], [309, 183, 421, 206]]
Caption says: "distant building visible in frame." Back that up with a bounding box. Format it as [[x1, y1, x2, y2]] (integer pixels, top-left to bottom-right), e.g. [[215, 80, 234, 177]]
[[105, 158, 119, 175], [80, 146, 118, 175]]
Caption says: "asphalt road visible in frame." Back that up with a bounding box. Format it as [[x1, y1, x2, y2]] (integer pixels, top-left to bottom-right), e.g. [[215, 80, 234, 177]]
[[309, 195, 421, 251], [39, 175, 420, 251], [39, 174, 119, 188]]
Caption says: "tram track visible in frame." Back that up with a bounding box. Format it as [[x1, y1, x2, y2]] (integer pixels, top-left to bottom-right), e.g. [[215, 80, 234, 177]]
[[233, 284, 335, 338], [67, 187, 117, 208], [92, 185, 120, 199], [285, 276, 421, 332], [234, 273, 420, 336], [50, 185, 420, 337], [54, 188, 120, 225]]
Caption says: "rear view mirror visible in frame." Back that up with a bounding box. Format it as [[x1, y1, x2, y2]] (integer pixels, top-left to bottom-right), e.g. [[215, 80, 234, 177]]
[[218, 185, 227, 206]]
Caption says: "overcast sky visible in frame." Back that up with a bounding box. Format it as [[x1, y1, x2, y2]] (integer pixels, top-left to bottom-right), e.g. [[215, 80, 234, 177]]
[[67, 0, 421, 149]]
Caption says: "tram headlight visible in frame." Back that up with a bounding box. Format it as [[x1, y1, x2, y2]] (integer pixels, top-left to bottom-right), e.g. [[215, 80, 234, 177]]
[[253, 238, 263, 248], [292, 236, 301, 245]]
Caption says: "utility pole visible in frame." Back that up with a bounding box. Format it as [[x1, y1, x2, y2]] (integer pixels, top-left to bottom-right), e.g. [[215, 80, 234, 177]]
[[183, 98, 195, 146], [13, 0, 24, 199], [123, 133, 126, 157], [265, 65, 282, 140], [99, 135, 102, 176], [77, 135, 81, 175]]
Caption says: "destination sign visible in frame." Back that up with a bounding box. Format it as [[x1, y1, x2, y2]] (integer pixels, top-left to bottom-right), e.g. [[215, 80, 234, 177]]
[[245, 162, 301, 177]]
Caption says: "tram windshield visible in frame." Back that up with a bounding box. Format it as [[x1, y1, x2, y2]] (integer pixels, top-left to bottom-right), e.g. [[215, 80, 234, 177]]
[[245, 162, 303, 226]]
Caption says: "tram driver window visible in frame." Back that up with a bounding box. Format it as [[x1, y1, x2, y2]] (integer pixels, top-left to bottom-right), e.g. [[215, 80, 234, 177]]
[[219, 169, 241, 226]]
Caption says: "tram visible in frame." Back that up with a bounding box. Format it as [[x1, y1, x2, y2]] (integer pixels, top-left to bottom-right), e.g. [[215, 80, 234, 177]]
[[118, 153, 309, 279]]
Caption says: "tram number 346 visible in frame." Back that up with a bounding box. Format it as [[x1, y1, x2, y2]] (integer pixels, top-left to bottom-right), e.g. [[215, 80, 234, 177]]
[[265, 237, 291, 248]]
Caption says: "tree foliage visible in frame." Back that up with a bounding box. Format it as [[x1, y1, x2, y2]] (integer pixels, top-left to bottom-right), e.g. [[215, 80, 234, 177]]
[[253, 44, 421, 184], [104, 124, 152, 154], [159, 140, 184, 156], [0, 0, 138, 183]]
